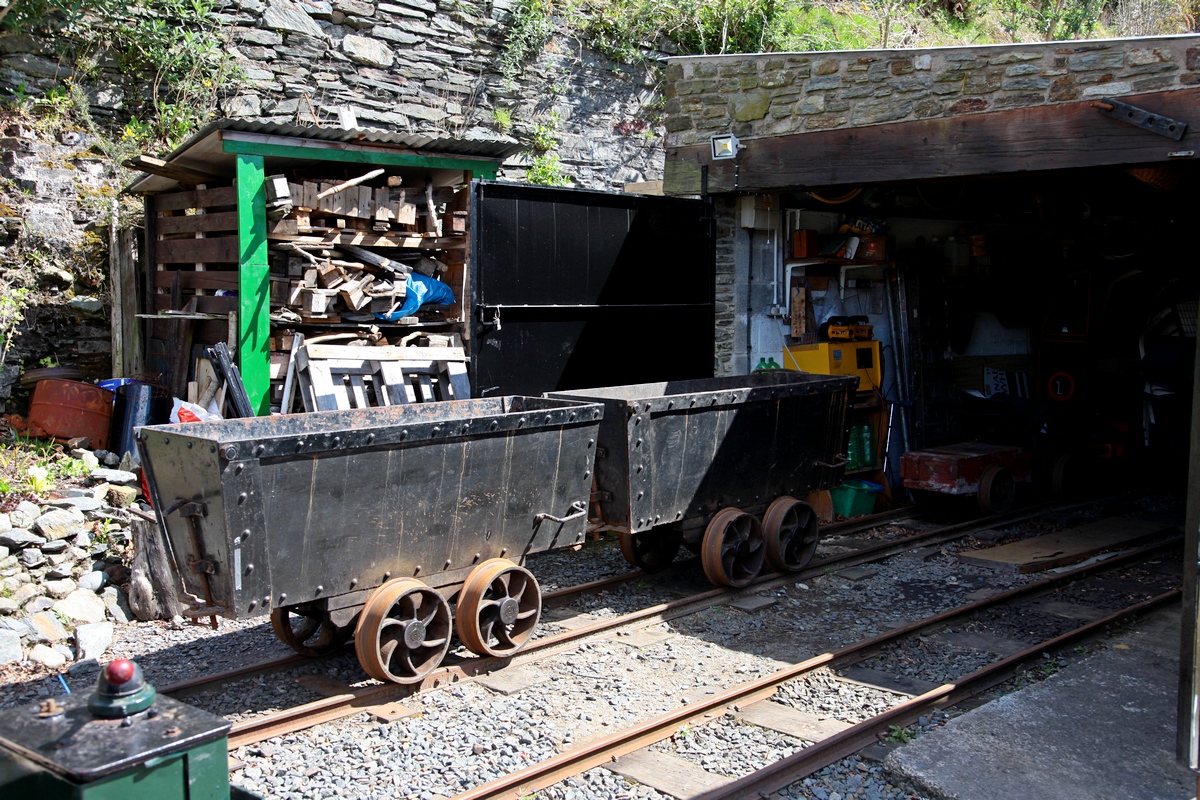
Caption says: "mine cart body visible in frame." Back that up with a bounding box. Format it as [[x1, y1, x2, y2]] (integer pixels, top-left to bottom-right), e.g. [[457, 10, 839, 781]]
[[549, 372, 857, 538], [138, 396, 603, 621]]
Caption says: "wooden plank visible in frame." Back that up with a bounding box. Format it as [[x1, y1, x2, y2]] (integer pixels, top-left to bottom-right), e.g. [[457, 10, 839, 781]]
[[268, 232, 467, 250], [443, 360, 471, 399], [735, 700, 852, 742], [303, 344, 467, 362], [157, 236, 239, 264], [376, 362, 409, 405], [307, 362, 344, 411], [957, 517, 1175, 573], [279, 333, 303, 414], [929, 630, 1028, 657], [154, 186, 238, 212], [838, 666, 941, 697], [125, 154, 223, 186], [347, 374, 369, 408], [153, 270, 240, 291], [663, 88, 1200, 195], [606, 750, 731, 799], [415, 372, 435, 402], [155, 210, 239, 235]]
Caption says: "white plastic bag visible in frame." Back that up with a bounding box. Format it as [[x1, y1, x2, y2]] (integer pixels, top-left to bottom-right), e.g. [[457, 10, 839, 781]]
[[170, 397, 222, 424]]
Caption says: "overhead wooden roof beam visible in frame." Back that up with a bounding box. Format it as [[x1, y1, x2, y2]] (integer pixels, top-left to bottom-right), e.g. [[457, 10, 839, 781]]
[[664, 87, 1200, 195], [123, 154, 224, 187]]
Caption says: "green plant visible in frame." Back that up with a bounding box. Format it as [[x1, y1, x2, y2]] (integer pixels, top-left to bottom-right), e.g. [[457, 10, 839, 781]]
[[54, 456, 88, 479], [93, 518, 114, 545], [884, 724, 915, 743], [492, 106, 514, 133], [526, 153, 572, 187], [499, 0, 553, 86], [0, 478, 12, 495], [25, 464, 53, 495], [531, 111, 561, 152]]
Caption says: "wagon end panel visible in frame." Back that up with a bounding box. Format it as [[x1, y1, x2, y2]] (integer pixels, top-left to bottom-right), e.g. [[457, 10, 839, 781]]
[[138, 430, 245, 617]]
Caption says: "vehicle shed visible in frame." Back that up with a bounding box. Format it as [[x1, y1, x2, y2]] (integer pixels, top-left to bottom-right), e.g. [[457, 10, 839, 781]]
[[660, 31, 1200, 778]]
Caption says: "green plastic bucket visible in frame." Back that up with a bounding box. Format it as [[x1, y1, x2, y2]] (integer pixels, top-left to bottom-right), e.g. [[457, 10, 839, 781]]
[[829, 479, 883, 518]]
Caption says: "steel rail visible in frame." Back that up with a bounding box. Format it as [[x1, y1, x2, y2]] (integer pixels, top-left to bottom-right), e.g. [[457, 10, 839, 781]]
[[448, 536, 1182, 800], [221, 497, 1119, 750], [698, 588, 1182, 800]]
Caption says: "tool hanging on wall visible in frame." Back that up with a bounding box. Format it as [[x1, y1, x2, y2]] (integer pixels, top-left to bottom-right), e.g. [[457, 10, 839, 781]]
[[1089, 98, 1188, 140]]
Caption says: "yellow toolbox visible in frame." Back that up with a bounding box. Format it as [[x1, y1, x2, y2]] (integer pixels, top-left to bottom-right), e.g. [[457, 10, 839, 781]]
[[783, 340, 882, 390]]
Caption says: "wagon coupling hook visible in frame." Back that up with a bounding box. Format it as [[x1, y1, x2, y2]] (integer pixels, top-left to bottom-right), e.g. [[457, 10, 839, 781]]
[[535, 501, 588, 525]]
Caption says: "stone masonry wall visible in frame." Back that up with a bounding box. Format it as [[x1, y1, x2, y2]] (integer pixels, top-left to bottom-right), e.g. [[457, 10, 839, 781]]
[[0, 0, 666, 190], [663, 33, 1200, 148]]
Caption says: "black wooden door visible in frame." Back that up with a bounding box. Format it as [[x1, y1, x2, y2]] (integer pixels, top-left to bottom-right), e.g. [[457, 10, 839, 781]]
[[470, 181, 715, 397]]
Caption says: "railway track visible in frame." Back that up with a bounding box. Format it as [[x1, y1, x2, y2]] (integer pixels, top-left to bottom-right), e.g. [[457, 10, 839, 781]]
[[161, 506, 918, 698], [196, 497, 1117, 753], [450, 535, 1181, 799]]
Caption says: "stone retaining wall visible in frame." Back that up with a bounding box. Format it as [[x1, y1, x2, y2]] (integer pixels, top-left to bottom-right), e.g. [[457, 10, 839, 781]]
[[663, 34, 1200, 147], [0, 0, 667, 190]]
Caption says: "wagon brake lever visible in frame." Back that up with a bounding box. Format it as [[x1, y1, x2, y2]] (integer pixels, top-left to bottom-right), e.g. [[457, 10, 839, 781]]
[[534, 501, 588, 526]]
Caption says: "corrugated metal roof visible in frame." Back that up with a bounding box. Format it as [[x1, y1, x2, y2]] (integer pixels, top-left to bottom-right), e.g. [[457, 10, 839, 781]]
[[165, 118, 523, 162]]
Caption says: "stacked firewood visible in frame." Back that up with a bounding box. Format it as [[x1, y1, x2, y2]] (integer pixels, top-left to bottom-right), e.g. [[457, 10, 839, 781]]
[[262, 169, 464, 324]]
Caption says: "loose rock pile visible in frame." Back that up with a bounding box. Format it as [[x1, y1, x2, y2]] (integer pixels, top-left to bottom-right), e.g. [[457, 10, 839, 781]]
[[0, 454, 142, 673]]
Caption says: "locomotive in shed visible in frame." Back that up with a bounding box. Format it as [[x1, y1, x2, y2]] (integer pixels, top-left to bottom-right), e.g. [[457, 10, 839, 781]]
[[137, 371, 855, 684]]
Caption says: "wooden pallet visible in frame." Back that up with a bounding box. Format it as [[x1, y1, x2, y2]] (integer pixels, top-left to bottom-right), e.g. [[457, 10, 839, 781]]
[[293, 343, 470, 412]]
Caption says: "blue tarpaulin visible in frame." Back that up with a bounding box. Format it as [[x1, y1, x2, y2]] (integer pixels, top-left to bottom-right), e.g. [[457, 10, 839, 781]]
[[374, 273, 455, 322]]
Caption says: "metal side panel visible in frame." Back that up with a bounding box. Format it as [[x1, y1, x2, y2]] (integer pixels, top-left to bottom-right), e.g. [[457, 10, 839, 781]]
[[138, 397, 603, 618]]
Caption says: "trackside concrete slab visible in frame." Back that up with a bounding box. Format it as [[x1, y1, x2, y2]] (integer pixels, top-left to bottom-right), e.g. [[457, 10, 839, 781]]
[[885, 606, 1195, 800]]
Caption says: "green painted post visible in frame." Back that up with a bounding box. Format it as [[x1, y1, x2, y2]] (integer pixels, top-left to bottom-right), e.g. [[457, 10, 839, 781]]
[[236, 153, 271, 415], [221, 139, 500, 179]]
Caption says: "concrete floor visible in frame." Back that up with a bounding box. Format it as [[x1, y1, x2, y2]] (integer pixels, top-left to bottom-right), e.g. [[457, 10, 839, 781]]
[[885, 605, 1197, 800]]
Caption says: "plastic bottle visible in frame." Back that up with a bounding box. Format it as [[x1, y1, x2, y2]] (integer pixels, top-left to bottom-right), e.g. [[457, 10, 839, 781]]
[[846, 427, 861, 471], [859, 422, 873, 468]]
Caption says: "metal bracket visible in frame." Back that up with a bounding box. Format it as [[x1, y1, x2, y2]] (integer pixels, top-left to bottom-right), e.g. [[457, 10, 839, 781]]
[[534, 500, 588, 526], [179, 502, 207, 518], [591, 491, 613, 502], [1090, 98, 1188, 141], [186, 554, 217, 575]]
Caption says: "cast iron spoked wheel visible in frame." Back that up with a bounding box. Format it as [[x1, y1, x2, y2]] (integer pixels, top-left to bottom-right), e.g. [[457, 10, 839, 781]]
[[270, 604, 354, 658], [619, 530, 681, 572], [701, 507, 766, 588], [456, 559, 541, 657], [978, 464, 1016, 516], [762, 496, 820, 572], [354, 578, 452, 684]]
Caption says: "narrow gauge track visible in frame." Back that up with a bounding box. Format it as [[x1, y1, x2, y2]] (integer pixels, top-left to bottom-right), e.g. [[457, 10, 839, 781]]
[[199, 497, 1107, 751], [161, 507, 919, 698], [451, 535, 1182, 800]]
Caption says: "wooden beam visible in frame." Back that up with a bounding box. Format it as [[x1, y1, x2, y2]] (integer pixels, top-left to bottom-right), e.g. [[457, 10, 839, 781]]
[[221, 134, 502, 179], [156, 236, 239, 264], [153, 270, 240, 291], [155, 210, 239, 235], [664, 88, 1200, 195], [156, 186, 238, 211], [125, 154, 224, 187]]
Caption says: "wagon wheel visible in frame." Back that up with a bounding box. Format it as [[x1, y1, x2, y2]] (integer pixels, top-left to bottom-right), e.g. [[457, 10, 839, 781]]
[[701, 507, 766, 588], [762, 496, 820, 573], [978, 465, 1016, 516], [355, 578, 452, 684], [456, 559, 541, 657], [271, 605, 354, 658], [619, 531, 681, 572]]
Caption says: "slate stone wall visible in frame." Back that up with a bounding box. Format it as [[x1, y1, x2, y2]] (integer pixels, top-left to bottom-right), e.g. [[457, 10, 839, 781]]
[[663, 34, 1200, 147], [0, 0, 667, 190]]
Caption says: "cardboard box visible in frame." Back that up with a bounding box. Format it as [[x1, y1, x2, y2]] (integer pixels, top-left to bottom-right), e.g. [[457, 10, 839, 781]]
[[858, 235, 887, 262], [792, 229, 818, 258]]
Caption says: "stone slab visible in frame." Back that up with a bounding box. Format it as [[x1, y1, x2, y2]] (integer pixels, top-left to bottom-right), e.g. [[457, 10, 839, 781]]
[[930, 630, 1029, 657], [476, 666, 545, 695], [885, 607, 1194, 800], [1023, 599, 1107, 621], [730, 595, 778, 612], [541, 609, 604, 631], [607, 749, 732, 798], [957, 517, 1173, 573], [619, 628, 672, 649], [838, 666, 941, 697], [736, 699, 852, 741], [835, 566, 879, 582]]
